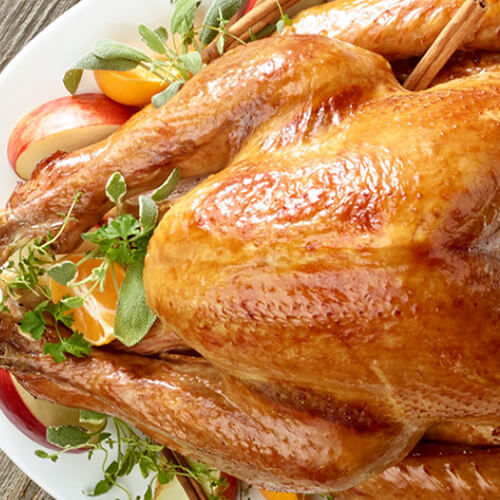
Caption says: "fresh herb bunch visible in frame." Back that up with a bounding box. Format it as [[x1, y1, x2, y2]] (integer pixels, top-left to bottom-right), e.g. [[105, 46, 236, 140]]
[[0, 193, 93, 362], [36, 409, 231, 500], [63, 0, 244, 105], [0, 168, 180, 361], [63, 0, 292, 106]]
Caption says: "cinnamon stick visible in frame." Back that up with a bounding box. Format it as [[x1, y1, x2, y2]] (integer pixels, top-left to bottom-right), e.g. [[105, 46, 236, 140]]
[[162, 449, 209, 500], [404, 0, 488, 91], [201, 0, 301, 63]]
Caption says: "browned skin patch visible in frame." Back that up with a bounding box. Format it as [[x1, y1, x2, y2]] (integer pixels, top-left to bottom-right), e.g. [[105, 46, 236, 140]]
[[1, 4, 500, 493]]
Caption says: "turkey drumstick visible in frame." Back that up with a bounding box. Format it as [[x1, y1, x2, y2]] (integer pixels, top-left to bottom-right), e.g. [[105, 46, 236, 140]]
[[1, 35, 389, 259]]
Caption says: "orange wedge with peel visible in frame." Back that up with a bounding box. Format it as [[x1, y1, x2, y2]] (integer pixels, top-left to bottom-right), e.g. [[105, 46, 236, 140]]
[[93, 65, 169, 107], [49, 255, 125, 346]]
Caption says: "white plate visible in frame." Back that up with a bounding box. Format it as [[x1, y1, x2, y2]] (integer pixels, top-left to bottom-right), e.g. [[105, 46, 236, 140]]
[[0, 0, 266, 498]]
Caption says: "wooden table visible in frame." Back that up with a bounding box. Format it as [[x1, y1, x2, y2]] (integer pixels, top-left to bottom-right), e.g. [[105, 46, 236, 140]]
[[0, 2, 80, 497]]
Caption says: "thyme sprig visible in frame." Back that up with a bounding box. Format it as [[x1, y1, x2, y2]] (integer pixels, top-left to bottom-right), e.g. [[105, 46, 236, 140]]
[[36, 410, 231, 500]]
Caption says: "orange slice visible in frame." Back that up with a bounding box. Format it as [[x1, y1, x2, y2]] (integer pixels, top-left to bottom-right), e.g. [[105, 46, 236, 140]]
[[93, 65, 169, 107], [260, 491, 306, 500], [49, 256, 125, 346]]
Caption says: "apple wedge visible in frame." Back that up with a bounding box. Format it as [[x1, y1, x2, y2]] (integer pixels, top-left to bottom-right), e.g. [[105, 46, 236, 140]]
[[7, 93, 134, 180], [0, 367, 83, 449], [155, 469, 238, 499]]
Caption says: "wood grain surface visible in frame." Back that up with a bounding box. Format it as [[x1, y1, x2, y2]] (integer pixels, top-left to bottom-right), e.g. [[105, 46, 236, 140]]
[[0, 2, 80, 498]]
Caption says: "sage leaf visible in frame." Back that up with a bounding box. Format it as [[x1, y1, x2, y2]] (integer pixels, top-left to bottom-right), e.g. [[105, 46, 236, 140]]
[[63, 69, 83, 94], [151, 168, 181, 202], [114, 260, 156, 347], [217, 34, 225, 55], [92, 39, 151, 63], [48, 261, 78, 285], [171, 0, 198, 36], [46, 425, 90, 449], [139, 195, 158, 234], [155, 26, 169, 43], [138, 24, 167, 55], [151, 80, 183, 108], [105, 172, 127, 206], [276, 19, 285, 33], [251, 23, 276, 40], [200, 0, 244, 45], [73, 52, 139, 72], [179, 51, 202, 75]]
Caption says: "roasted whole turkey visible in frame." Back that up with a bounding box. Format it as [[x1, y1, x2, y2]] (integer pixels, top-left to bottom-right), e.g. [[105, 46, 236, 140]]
[[1, 0, 500, 497]]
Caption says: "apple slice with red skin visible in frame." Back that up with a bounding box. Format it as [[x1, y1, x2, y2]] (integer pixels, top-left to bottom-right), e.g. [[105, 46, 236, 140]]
[[219, 472, 239, 500], [0, 367, 83, 450], [7, 93, 135, 180]]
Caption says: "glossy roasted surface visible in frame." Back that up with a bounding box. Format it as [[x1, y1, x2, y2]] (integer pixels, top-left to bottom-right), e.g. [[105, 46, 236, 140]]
[[337, 444, 500, 499], [285, 0, 500, 60], [1, 0, 500, 495]]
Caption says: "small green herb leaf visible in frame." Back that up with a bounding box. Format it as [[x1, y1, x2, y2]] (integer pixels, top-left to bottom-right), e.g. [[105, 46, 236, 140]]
[[43, 342, 67, 363], [60, 296, 85, 309], [92, 479, 112, 496], [151, 168, 181, 202], [63, 69, 83, 94], [35, 450, 59, 462], [62, 331, 92, 358], [276, 19, 285, 33], [171, 0, 198, 36], [73, 52, 139, 72], [216, 34, 225, 55], [92, 40, 151, 63], [105, 172, 127, 207], [46, 425, 91, 449], [138, 24, 167, 55], [48, 261, 78, 285], [139, 196, 158, 234], [144, 485, 153, 500], [200, 0, 244, 45], [114, 260, 156, 347], [20, 310, 46, 340], [155, 26, 169, 42], [179, 51, 203, 75], [151, 80, 183, 108]]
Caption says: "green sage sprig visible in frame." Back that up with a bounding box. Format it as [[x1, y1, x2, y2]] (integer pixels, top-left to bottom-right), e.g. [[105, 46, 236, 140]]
[[63, 0, 293, 105]]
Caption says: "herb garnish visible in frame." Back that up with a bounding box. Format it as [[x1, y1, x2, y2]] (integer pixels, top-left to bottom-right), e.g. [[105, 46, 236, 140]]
[[36, 410, 231, 500], [0, 169, 180, 361], [63, 0, 293, 104]]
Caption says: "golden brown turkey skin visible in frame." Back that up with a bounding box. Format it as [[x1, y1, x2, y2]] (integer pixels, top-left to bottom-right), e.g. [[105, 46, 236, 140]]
[[144, 36, 500, 490], [336, 444, 500, 499], [0, 29, 500, 496], [0, 318, 419, 493], [1, 35, 366, 258], [285, 0, 500, 60]]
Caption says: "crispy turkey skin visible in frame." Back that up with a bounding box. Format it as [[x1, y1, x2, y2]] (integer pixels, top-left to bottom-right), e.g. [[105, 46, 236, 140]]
[[0, 0, 500, 495]]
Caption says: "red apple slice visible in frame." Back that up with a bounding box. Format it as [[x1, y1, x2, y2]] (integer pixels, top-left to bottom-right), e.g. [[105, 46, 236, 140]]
[[7, 93, 134, 180], [0, 367, 82, 449]]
